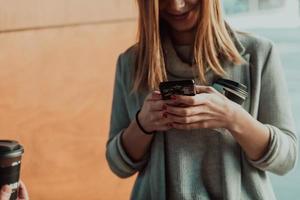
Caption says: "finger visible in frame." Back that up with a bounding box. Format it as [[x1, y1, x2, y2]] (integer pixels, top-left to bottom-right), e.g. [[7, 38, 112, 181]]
[[0, 185, 12, 200], [149, 100, 166, 111], [147, 91, 162, 101], [171, 93, 209, 106], [196, 85, 225, 99], [151, 111, 174, 123], [172, 120, 226, 130], [167, 113, 215, 124], [195, 85, 218, 94], [162, 99, 178, 106], [166, 104, 211, 117], [150, 110, 166, 121], [155, 115, 173, 125], [18, 181, 29, 200], [154, 118, 173, 131]]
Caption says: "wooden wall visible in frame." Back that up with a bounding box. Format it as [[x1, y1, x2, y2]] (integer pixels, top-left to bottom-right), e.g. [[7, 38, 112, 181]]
[[0, 1, 137, 199]]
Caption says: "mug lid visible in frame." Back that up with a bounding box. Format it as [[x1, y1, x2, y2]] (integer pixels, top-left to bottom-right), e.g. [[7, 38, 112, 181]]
[[214, 79, 248, 96], [0, 140, 24, 158]]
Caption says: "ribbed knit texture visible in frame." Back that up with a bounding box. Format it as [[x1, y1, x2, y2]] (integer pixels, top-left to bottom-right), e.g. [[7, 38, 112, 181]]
[[164, 39, 222, 200]]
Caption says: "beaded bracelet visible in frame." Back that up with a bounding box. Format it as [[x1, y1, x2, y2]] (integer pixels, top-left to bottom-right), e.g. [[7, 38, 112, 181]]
[[135, 109, 156, 135]]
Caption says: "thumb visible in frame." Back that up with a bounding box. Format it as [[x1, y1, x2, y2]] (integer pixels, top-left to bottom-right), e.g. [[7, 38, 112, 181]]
[[18, 181, 29, 200], [0, 185, 12, 200], [147, 90, 161, 101]]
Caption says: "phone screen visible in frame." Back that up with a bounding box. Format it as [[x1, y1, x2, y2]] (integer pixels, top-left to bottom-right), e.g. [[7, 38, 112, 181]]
[[159, 80, 196, 100]]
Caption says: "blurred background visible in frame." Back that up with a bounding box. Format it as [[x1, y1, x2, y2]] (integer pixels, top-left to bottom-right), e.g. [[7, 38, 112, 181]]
[[0, 0, 299, 199]]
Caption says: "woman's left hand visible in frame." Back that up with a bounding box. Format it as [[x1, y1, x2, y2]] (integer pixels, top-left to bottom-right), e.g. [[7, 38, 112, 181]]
[[0, 181, 29, 200], [165, 85, 241, 131], [165, 85, 272, 161]]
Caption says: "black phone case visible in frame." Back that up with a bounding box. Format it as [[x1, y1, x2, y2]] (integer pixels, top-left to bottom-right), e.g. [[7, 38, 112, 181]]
[[159, 80, 196, 100]]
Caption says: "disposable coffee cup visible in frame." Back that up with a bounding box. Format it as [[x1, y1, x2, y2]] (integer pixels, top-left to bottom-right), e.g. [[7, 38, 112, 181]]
[[212, 79, 248, 105], [0, 140, 24, 200]]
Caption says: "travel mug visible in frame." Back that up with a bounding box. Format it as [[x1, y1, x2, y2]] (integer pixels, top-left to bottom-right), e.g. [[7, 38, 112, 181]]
[[212, 78, 248, 105], [0, 140, 24, 200]]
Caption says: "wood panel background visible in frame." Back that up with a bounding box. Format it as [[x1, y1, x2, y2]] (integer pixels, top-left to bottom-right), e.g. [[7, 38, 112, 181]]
[[0, 1, 137, 199], [0, 0, 137, 31]]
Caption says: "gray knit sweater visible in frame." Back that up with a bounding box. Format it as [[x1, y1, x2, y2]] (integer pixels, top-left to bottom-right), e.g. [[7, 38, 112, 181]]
[[106, 26, 298, 200]]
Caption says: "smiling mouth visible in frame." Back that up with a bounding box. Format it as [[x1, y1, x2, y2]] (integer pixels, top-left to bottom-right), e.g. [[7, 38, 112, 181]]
[[167, 11, 190, 20]]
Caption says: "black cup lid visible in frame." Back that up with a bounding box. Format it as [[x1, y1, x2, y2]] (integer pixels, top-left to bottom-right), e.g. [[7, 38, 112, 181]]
[[0, 140, 24, 158], [214, 79, 248, 96]]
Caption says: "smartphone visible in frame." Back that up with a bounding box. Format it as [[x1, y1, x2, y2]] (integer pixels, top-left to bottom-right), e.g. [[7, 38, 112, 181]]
[[159, 80, 196, 100]]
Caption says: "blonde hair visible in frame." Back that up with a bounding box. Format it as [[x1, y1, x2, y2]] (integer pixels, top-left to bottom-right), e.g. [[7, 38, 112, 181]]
[[133, 0, 243, 92]]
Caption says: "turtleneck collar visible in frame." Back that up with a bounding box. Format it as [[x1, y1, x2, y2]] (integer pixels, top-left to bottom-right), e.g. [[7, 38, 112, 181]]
[[161, 22, 246, 82], [161, 32, 209, 80]]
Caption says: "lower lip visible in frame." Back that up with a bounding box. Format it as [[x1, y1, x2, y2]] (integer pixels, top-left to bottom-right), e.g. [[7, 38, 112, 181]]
[[169, 11, 191, 21]]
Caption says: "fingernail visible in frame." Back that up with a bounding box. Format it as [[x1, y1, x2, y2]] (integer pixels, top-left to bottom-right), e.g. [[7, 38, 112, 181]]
[[1, 185, 11, 193], [163, 104, 167, 110]]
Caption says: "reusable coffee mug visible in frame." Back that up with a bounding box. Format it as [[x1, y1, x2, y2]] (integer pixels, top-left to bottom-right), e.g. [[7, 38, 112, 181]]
[[0, 140, 24, 200], [212, 78, 248, 105]]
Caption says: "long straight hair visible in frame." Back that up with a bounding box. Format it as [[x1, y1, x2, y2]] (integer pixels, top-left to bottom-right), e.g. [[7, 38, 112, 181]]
[[133, 0, 243, 92]]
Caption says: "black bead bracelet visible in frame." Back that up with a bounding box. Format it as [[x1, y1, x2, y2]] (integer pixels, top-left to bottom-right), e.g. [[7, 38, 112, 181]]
[[135, 109, 155, 135]]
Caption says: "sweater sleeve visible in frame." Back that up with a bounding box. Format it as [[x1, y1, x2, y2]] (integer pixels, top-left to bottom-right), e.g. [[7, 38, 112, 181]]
[[105, 54, 148, 178], [248, 42, 298, 175]]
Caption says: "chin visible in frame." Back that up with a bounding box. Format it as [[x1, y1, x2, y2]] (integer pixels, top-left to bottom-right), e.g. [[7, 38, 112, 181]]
[[169, 21, 198, 32]]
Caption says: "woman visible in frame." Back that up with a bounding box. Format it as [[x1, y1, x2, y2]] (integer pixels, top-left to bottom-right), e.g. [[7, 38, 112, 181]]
[[106, 0, 298, 199]]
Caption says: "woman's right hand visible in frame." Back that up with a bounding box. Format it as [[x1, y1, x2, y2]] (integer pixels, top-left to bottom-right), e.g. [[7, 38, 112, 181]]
[[138, 91, 173, 132], [0, 185, 11, 200]]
